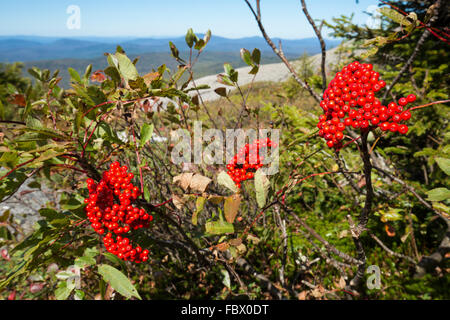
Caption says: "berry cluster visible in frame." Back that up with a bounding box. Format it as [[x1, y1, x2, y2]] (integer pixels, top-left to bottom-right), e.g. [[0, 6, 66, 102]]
[[317, 61, 416, 149], [226, 138, 277, 188], [84, 161, 153, 263]]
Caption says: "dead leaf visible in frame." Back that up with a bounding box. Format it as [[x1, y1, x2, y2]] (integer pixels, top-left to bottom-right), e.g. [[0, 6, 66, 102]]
[[208, 195, 224, 205], [338, 230, 349, 239], [143, 72, 160, 86], [385, 223, 396, 237], [173, 172, 211, 193], [298, 291, 307, 300], [229, 238, 242, 246], [247, 234, 261, 244], [172, 195, 188, 209], [190, 174, 212, 193], [338, 277, 346, 289], [224, 193, 241, 223], [357, 177, 366, 189], [91, 70, 106, 83], [173, 173, 194, 191], [9, 94, 26, 107], [216, 242, 230, 252]]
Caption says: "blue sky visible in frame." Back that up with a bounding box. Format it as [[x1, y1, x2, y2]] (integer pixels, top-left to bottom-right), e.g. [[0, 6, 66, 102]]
[[0, 0, 380, 39]]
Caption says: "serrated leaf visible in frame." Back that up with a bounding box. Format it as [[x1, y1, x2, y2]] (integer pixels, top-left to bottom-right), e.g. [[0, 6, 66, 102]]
[[97, 264, 141, 300], [426, 188, 450, 202], [254, 169, 270, 208], [217, 171, 238, 193], [435, 157, 450, 175]]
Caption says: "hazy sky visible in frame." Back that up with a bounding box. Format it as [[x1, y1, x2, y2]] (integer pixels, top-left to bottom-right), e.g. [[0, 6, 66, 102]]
[[0, 0, 380, 39]]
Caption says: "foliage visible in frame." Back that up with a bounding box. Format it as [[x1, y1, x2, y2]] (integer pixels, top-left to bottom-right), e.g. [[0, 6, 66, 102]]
[[0, 1, 449, 300]]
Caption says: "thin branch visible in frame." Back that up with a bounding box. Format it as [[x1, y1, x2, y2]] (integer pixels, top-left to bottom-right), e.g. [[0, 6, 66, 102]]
[[244, 0, 321, 102], [369, 232, 416, 264], [280, 203, 363, 266], [381, 0, 441, 103], [301, 0, 327, 92]]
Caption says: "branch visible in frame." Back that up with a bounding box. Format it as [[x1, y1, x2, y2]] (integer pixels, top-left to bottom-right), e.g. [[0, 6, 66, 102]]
[[349, 131, 374, 289], [369, 232, 416, 264], [373, 165, 449, 221], [244, 0, 321, 103], [301, 0, 327, 92], [381, 0, 441, 103], [280, 203, 363, 266]]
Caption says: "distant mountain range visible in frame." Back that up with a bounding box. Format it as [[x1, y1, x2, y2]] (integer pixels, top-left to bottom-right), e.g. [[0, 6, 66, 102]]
[[0, 35, 341, 88], [0, 35, 341, 62]]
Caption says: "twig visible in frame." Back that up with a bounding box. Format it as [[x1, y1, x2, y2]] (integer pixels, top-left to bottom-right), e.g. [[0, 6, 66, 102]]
[[369, 232, 416, 264], [244, 0, 321, 102], [381, 0, 441, 103], [301, 0, 327, 92]]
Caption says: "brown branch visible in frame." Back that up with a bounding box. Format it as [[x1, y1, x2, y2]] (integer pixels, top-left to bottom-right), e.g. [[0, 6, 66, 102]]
[[373, 165, 448, 221], [280, 203, 363, 266], [244, 0, 321, 103], [381, 0, 441, 103], [301, 0, 327, 92], [369, 232, 416, 264]]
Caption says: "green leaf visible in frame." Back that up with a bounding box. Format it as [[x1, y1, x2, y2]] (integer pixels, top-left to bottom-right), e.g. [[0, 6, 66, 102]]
[[224, 63, 233, 76], [102, 252, 128, 271], [115, 52, 139, 81], [169, 41, 180, 59], [205, 220, 234, 235], [221, 269, 231, 289], [140, 123, 154, 148], [193, 196, 206, 226], [75, 256, 96, 268], [97, 264, 141, 300], [240, 48, 253, 66], [185, 28, 196, 48], [68, 68, 82, 84], [217, 74, 234, 86], [0, 100, 4, 119], [426, 188, 450, 202], [74, 290, 85, 300], [251, 48, 261, 65], [84, 64, 92, 81], [435, 157, 450, 176], [217, 171, 238, 193], [380, 208, 403, 222], [254, 169, 270, 208], [55, 281, 73, 300], [203, 30, 212, 44], [28, 67, 42, 80], [378, 7, 412, 27], [0, 209, 10, 223]]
